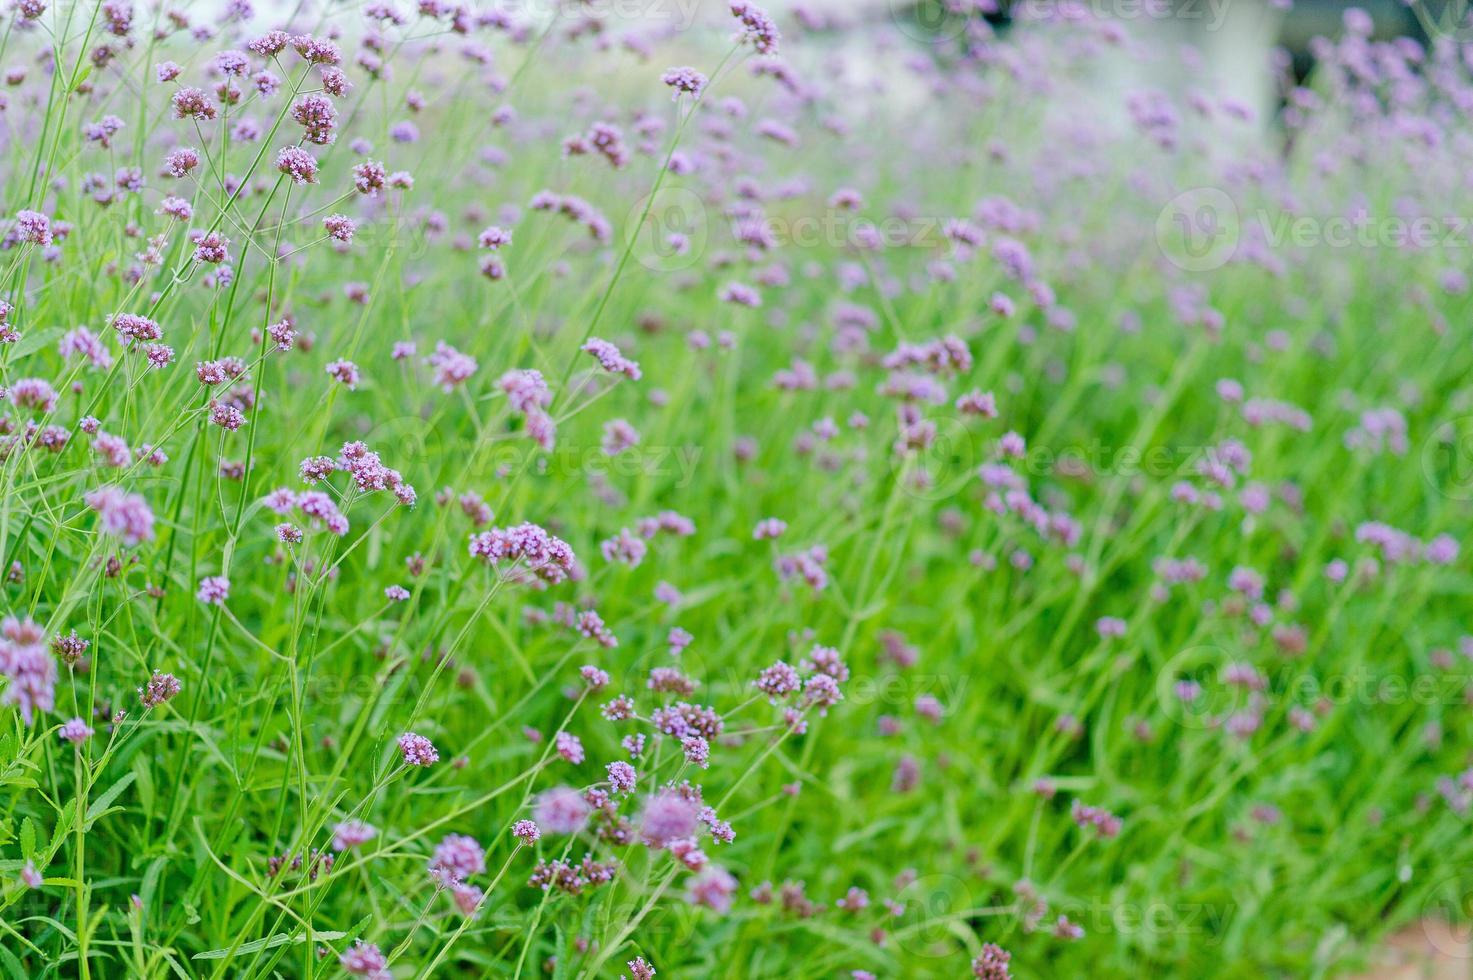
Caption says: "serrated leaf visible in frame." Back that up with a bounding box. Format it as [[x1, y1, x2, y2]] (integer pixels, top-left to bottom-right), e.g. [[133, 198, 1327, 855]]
[[18, 817, 34, 859]]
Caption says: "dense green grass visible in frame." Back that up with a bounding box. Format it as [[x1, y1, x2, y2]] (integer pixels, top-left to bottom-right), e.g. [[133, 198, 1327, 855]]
[[0, 2, 1471, 977]]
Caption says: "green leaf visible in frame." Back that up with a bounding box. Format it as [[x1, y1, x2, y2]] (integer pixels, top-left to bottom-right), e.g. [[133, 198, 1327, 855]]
[[131, 755, 155, 817], [9, 326, 58, 361], [0, 944, 27, 980], [18, 817, 35, 859], [84, 772, 136, 829], [192, 930, 347, 960]]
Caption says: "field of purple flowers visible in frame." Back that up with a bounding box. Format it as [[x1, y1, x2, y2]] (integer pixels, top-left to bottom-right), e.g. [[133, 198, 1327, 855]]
[[0, 0, 1471, 976]]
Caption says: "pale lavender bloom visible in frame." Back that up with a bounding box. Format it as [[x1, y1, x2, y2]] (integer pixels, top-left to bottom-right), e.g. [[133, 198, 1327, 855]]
[[730, 1, 780, 54], [641, 790, 699, 845], [582, 338, 641, 380], [555, 731, 585, 764], [534, 785, 591, 834], [753, 518, 787, 540], [275, 145, 317, 183], [331, 820, 378, 851], [0, 617, 55, 724], [339, 941, 388, 977], [323, 214, 356, 242], [430, 833, 486, 882], [661, 66, 707, 99], [426, 341, 477, 391], [196, 575, 230, 605], [686, 865, 737, 913], [600, 528, 647, 566], [326, 359, 361, 388], [1427, 535, 1459, 565], [85, 487, 155, 547], [14, 209, 52, 245], [719, 281, 762, 307], [58, 717, 93, 744], [477, 225, 512, 250], [601, 419, 640, 456]]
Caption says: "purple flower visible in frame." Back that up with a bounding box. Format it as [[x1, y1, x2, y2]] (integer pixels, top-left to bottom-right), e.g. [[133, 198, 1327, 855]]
[[194, 231, 230, 264], [1427, 534, 1459, 565], [534, 786, 592, 834], [0, 617, 56, 724], [339, 941, 388, 977], [398, 731, 439, 767], [323, 214, 356, 243], [719, 282, 762, 307], [112, 312, 162, 343], [163, 147, 200, 178], [275, 145, 318, 184], [477, 225, 512, 250], [467, 523, 576, 584], [14, 209, 52, 245], [661, 66, 707, 99], [290, 93, 337, 144], [582, 338, 641, 380], [686, 865, 737, 913], [196, 575, 230, 606], [641, 790, 699, 845], [331, 820, 378, 851], [555, 731, 585, 764], [139, 670, 182, 709], [353, 160, 387, 195], [326, 359, 361, 389], [607, 761, 637, 793], [600, 527, 647, 566], [730, 1, 780, 54], [430, 833, 486, 882], [755, 661, 800, 701], [426, 341, 477, 391], [972, 943, 1012, 980], [85, 487, 155, 546], [171, 87, 218, 120]]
